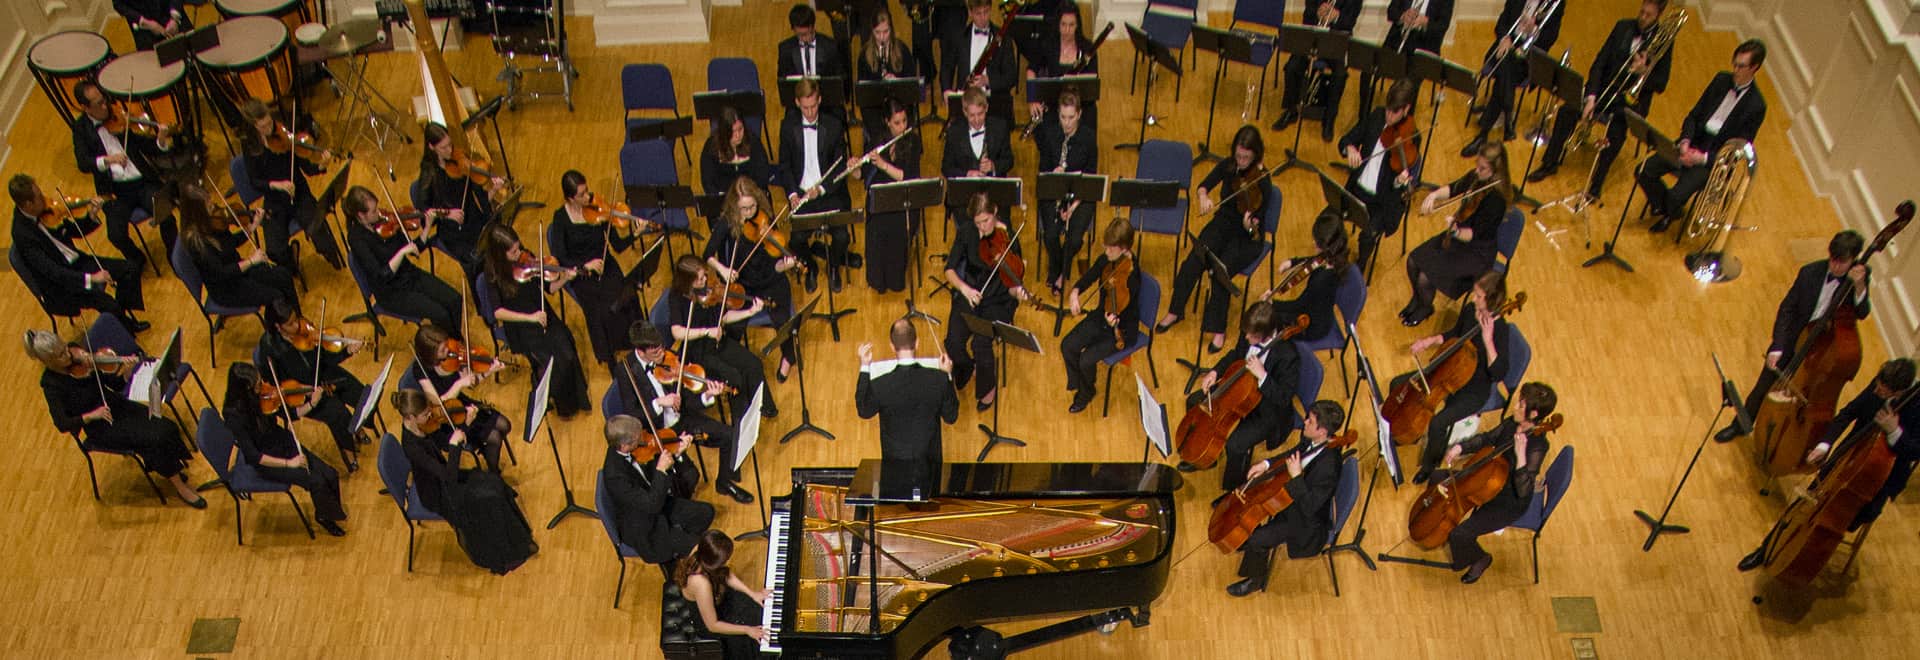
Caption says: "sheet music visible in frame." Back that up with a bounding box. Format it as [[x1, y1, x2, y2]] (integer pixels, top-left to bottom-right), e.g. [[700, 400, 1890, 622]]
[[1136, 373, 1170, 458], [125, 361, 159, 405], [734, 384, 765, 471]]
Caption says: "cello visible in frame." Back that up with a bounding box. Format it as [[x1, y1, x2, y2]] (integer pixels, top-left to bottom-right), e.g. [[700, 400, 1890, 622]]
[[1174, 314, 1310, 469], [1750, 201, 1914, 476], [1209, 429, 1358, 553], [1406, 413, 1563, 550], [1757, 387, 1911, 586], [1380, 293, 1528, 446]]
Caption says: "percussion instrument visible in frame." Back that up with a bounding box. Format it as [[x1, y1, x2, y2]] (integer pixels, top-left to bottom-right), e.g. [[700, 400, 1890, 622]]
[[97, 51, 190, 131], [217, 0, 316, 38], [27, 30, 113, 124], [196, 16, 292, 104], [294, 23, 327, 47]]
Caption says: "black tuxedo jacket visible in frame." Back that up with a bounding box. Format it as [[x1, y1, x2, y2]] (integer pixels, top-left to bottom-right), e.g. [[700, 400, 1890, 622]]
[[1339, 108, 1420, 189], [778, 110, 852, 210], [1587, 18, 1673, 102], [1297, 0, 1363, 32], [939, 21, 1021, 94], [114, 0, 183, 24], [1035, 120, 1096, 174], [1385, 0, 1454, 54], [1770, 261, 1871, 355], [941, 117, 1015, 178], [602, 448, 708, 564], [11, 207, 103, 296], [1207, 338, 1303, 433], [1492, 0, 1561, 53], [856, 362, 960, 463], [1678, 72, 1766, 155], [1248, 441, 1343, 558], [777, 34, 849, 80], [71, 116, 163, 193], [611, 353, 720, 430]]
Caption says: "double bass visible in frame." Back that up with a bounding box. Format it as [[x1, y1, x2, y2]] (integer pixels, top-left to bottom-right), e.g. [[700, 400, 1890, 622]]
[[1174, 314, 1310, 469], [1380, 293, 1528, 446], [1406, 413, 1563, 550], [1758, 388, 1911, 586], [1209, 429, 1359, 553], [1750, 202, 1913, 476]]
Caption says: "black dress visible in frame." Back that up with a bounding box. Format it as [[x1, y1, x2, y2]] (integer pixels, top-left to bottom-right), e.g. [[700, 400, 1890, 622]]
[[416, 364, 510, 470], [664, 289, 773, 419], [417, 165, 496, 290], [688, 576, 765, 660], [942, 228, 1022, 402], [186, 230, 297, 311], [1389, 305, 1512, 472], [1167, 159, 1273, 334], [698, 137, 774, 199], [1408, 173, 1506, 301], [225, 402, 346, 522], [705, 231, 797, 364], [242, 140, 341, 270], [41, 366, 190, 477], [488, 274, 591, 417], [1269, 259, 1343, 345], [259, 330, 368, 458], [1444, 419, 1548, 569], [1028, 32, 1099, 128], [862, 133, 923, 292], [550, 206, 644, 364], [345, 220, 462, 331]]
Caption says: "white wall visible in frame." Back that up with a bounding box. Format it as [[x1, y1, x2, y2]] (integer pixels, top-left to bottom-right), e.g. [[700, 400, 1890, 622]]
[[0, 0, 110, 169]]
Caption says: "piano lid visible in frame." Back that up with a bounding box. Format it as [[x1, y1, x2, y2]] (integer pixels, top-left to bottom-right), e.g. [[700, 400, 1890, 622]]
[[846, 460, 1183, 504]]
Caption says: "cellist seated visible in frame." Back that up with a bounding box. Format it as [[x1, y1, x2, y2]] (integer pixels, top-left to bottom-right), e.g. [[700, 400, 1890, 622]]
[[1439, 381, 1557, 585], [1177, 301, 1303, 491], [1226, 400, 1348, 597], [1738, 358, 1920, 572]]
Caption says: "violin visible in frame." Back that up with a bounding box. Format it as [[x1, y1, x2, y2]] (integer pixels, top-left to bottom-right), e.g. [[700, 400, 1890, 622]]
[[1380, 293, 1527, 446], [512, 252, 575, 284], [651, 350, 736, 396], [1379, 116, 1421, 173], [262, 125, 340, 160], [255, 378, 317, 415], [286, 317, 365, 354], [978, 226, 1027, 290], [372, 207, 428, 240], [38, 194, 107, 229], [1406, 413, 1563, 550], [631, 427, 709, 464], [740, 210, 800, 266], [102, 108, 167, 138], [1209, 429, 1359, 553], [1174, 314, 1311, 469], [415, 402, 473, 435], [442, 147, 502, 187], [1263, 255, 1332, 300], [582, 193, 656, 233], [698, 281, 760, 311], [64, 347, 140, 378], [1091, 254, 1134, 350], [436, 337, 513, 375], [1236, 164, 1268, 218]]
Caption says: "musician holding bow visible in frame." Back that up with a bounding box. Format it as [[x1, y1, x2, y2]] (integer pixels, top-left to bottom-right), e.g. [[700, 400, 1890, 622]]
[[418, 122, 507, 295], [706, 177, 801, 381], [258, 299, 370, 471], [858, 318, 960, 497], [221, 362, 348, 536], [178, 183, 298, 312], [943, 191, 1031, 411], [1442, 381, 1556, 584], [1226, 400, 1347, 596], [26, 329, 204, 507], [1460, 0, 1563, 157], [341, 186, 462, 331], [612, 325, 752, 504], [1717, 230, 1869, 442], [478, 223, 593, 419], [1400, 272, 1513, 484], [1156, 127, 1273, 353], [664, 256, 776, 420], [603, 414, 715, 579], [1399, 143, 1512, 327], [239, 100, 343, 272], [1179, 301, 1304, 491], [1528, 0, 1676, 199], [1640, 39, 1768, 234], [1061, 219, 1141, 414], [550, 170, 646, 364], [408, 324, 512, 469], [1340, 79, 1420, 272], [1270, 212, 1351, 346], [9, 174, 151, 333], [71, 80, 175, 268]]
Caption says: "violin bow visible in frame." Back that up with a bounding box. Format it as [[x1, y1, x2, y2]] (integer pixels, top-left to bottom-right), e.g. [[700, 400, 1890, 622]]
[[260, 359, 311, 472], [52, 185, 111, 277], [370, 169, 424, 245], [977, 220, 1030, 296], [200, 171, 263, 250], [312, 298, 326, 394]]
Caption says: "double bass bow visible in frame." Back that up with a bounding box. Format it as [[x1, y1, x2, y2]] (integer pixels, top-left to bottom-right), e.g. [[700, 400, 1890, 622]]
[[1750, 201, 1914, 476], [1380, 292, 1528, 446], [1209, 429, 1359, 553], [1174, 314, 1311, 470], [1405, 412, 1563, 550]]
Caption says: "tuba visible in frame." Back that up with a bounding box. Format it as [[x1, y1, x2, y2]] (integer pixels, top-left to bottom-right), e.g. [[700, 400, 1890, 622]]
[[1682, 139, 1758, 281]]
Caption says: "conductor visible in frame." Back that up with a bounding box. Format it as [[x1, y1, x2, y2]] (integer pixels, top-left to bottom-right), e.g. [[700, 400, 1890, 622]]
[[856, 318, 961, 497]]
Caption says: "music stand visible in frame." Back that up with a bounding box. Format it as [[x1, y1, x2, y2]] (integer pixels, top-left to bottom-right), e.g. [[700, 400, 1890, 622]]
[[1135, 372, 1172, 467], [1117, 22, 1181, 151], [1108, 178, 1183, 264], [1026, 74, 1100, 136], [626, 115, 693, 145], [960, 313, 1042, 461], [1309, 165, 1377, 279], [792, 210, 866, 339], [870, 177, 946, 305], [854, 77, 924, 117], [626, 183, 705, 256], [1583, 110, 1674, 273], [693, 89, 771, 153], [1636, 353, 1750, 552], [1172, 234, 1241, 391], [526, 358, 596, 528], [1189, 26, 1256, 164], [777, 75, 849, 110], [348, 355, 394, 438], [1347, 38, 1405, 118], [1328, 322, 1392, 572], [1510, 49, 1582, 208], [1036, 171, 1109, 328], [761, 295, 832, 444], [1274, 25, 1348, 166]]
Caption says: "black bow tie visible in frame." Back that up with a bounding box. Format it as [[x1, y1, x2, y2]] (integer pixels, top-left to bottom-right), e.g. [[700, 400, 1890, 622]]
[[802, 42, 814, 50], [1250, 343, 1267, 355], [969, 129, 985, 138], [802, 123, 818, 131], [974, 28, 991, 36]]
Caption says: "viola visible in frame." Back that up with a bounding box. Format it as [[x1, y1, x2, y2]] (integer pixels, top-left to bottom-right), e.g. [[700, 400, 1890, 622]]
[[442, 147, 501, 187], [582, 193, 655, 233], [1380, 116, 1421, 172], [286, 317, 364, 354], [415, 403, 473, 435], [38, 195, 107, 229], [102, 108, 167, 138], [263, 125, 339, 160], [1405, 413, 1563, 550], [1174, 314, 1311, 469], [631, 427, 709, 464], [698, 281, 760, 311], [1094, 254, 1134, 350], [1380, 293, 1527, 446], [256, 378, 317, 415], [1264, 255, 1332, 300], [64, 347, 139, 378], [651, 351, 736, 396], [436, 337, 513, 375], [978, 227, 1026, 290], [1236, 164, 1268, 218], [512, 252, 575, 284], [1209, 429, 1359, 553]]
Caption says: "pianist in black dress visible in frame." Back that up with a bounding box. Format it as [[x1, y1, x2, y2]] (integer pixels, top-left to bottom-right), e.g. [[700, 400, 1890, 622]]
[[26, 329, 205, 506], [674, 529, 770, 658], [698, 106, 774, 203]]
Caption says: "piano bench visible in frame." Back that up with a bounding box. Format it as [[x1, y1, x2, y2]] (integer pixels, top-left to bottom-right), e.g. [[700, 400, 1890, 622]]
[[661, 582, 725, 660]]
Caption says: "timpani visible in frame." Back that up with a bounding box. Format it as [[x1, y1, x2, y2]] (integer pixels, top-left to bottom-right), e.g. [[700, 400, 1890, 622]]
[[97, 50, 196, 137], [27, 30, 113, 124], [215, 0, 314, 38], [195, 16, 291, 104]]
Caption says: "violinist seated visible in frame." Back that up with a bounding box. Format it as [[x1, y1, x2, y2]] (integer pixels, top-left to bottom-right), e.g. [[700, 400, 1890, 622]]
[[1225, 400, 1348, 597], [221, 362, 348, 536], [8, 174, 151, 333], [1717, 230, 1869, 442], [1033, 89, 1097, 295], [1269, 213, 1353, 346], [410, 324, 512, 472], [779, 79, 854, 293], [71, 80, 175, 268], [239, 100, 344, 272], [664, 257, 777, 420], [1400, 272, 1513, 485], [1339, 79, 1420, 272], [705, 177, 802, 380], [392, 389, 542, 572], [943, 191, 1032, 412], [341, 185, 462, 331], [612, 325, 752, 505], [1399, 142, 1513, 328], [552, 170, 648, 365], [1641, 39, 1769, 233], [940, 0, 1022, 123], [392, 389, 481, 515], [1156, 126, 1275, 352], [179, 183, 298, 312], [1439, 381, 1556, 584], [1270, 0, 1363, 142], [25, 329, 205, 507], [258, 299, 370, 471], [1179, 301, 1304, 491], [699, 107, 775, 203], [857, 319, 960, 499], [478, 222, 594, 419], [1061, 219, 1142, 414], [603, 414, 715, 579], [941, 88, 1015, 235], [418, 122, 506, 292]]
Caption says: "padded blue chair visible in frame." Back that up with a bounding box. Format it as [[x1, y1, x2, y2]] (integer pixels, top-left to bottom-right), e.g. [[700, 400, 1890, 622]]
[[619, 139, 697, 252], [706, 57, 773, 154], [1298, 265, 1365, 393], [88, 313, 212, 430], [344, 237, 428, 360], [67, 429, 168, 504], [601, 377, 710, 481], [621, 63, 693, 164], [1235, 183, 1283, 320], [1289, 341, 1325, 437], [1316, 454, 1361, 596], [1228, 0, 1288, 117], [1506, 445, 1574, 583], [12, 246, 83, 330], [170, 239, 264, 367], [596, 468, 647, 608], [471, 276, 513, 356], [377, 433, 446, 571], [125, 206, 162, 276], [1479, 325, 1531, 415], [1102, 273, 1163, 417], [1129, 140, 1195, 265], [1492, 207, 1525, 273], [1134, 0, 1198, 100], [196, 408, 316, 545]]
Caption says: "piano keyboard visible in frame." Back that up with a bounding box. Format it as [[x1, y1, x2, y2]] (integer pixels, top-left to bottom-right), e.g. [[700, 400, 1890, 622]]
[[760, 509, 792, 654]]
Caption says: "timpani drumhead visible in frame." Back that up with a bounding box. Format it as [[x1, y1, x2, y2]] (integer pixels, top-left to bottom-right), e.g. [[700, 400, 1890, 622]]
[[215, 0, 299, 16], [98, 51, 188, 125], [28, 30, 112, 76], [195, 16, 289, 71], [294, 22, 326, 46]]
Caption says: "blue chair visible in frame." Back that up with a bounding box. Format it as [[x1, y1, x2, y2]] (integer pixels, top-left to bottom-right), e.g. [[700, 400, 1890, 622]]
[[12, 246, 83, 330], [170, 239, 264, 367], [1289, 341, 1325, 437], [1492, 207, 1525, 273], [621, 63, 693, 164], [471, 276, 513, 356], [67, 429, 169, 504], [1228, 0, 1287, 117], [196, 408, 316, 545], [1135, 0, 1198, 100], [125, 206, 162, 276], [1236, 183, 1283, 321], [1479, 325, 1531, 414], [88, 313, 212, 431], [1316, 454, 1361, 596], [1102, 273, 1163, 417], [706, 57, 773, 154], [344, 238, 428, 361], [596, 468, 647, 608], [619, 139, 697, 252], [1506, 445, 1574, 584], [1300, 265, 1365, 393], [1129, 140, 1194, 266], [601, 385, 629, 420], [377, 433, 446, 572]]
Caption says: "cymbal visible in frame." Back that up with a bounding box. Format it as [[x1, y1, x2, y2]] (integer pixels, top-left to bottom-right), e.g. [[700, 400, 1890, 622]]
[[315, 19, 383, 58]]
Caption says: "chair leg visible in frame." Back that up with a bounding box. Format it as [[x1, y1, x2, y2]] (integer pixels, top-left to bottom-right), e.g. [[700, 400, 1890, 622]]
[[1327, 552, 1341, 597], [1531, 533, 1541, 584], [206, 316, 220, 368], [286, 492, 316, 540], [233, 494, 246, 546], [130, 455, 167, 505], [1146, 344, 1159, 388], [81, 450, 103, 501], [405, 519, 417, 572], [1101, 363, 1114, 417], [613, 557, 628, 609]]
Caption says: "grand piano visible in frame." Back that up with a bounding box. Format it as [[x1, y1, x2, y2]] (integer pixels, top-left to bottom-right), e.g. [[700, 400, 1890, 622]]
[[760, 461, 1182, 659]]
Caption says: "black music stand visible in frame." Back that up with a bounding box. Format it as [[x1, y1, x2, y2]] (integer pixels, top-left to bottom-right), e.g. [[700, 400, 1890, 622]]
[[1637, 354, 1751, 551], [626, 183, 705, 258], [942, 175, 1023, 239], [625, 114, 693, 145], [1512, 50, 1581, 206], [1173, 233, 1241, 392], [854, 78, 924, 119], [792, 210, 865, 339], [1403, 52, 1476, 224], [1036, 171, 1109, 327], [961, 313, 1042, 461], [694, 89, 772, 153], [1026, 74, 1100, 133], [1311, 165, 1377, 280], [1117, 22, 1181, 151], [1582, 110, 1674, 273], [870, 177, 946, 305], [777, 75, 849, 110], [1189, 26, 1256, 164], [1109, 177, 1183, 265], [1330, 323, 1392, 571], [1275, 25, 1348, 167], [527, 358, 597, 529], [1347, 38, 1406, 119], [760, 295, 832, 444]]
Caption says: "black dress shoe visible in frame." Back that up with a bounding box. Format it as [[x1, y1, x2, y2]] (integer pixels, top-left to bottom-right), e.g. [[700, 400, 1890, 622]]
[[828, 268, 843, 293], [1460, 556, 1493, 584], [1459, 135, 1487, 158], [1402, 307, 1433, 327], [761, 405, 779, 419], [720, 483, 755, 504], [126, 318, 152, 334], [1320, 119, 1334, 142], [1154, 314, 1184, 334], [1714, 425, 1744, 444], [1526, 163, 1560, 183], [1270, 110, 1298, 131], [1176, 461, 1200, 473], [185, 495, 209, 510], [1207, 339, 1227, 354], [1649, 217, 1673, 233], [776, 362, 791, 383], [846, 252, 864, 269], [1226, 578, 1267, 597], [1736, 547, 1766, 572], [804, 270, 819, 292], [1068, 392, 1093, 414], [318, 520, 347, 537], [976, 398, 994, 412]]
